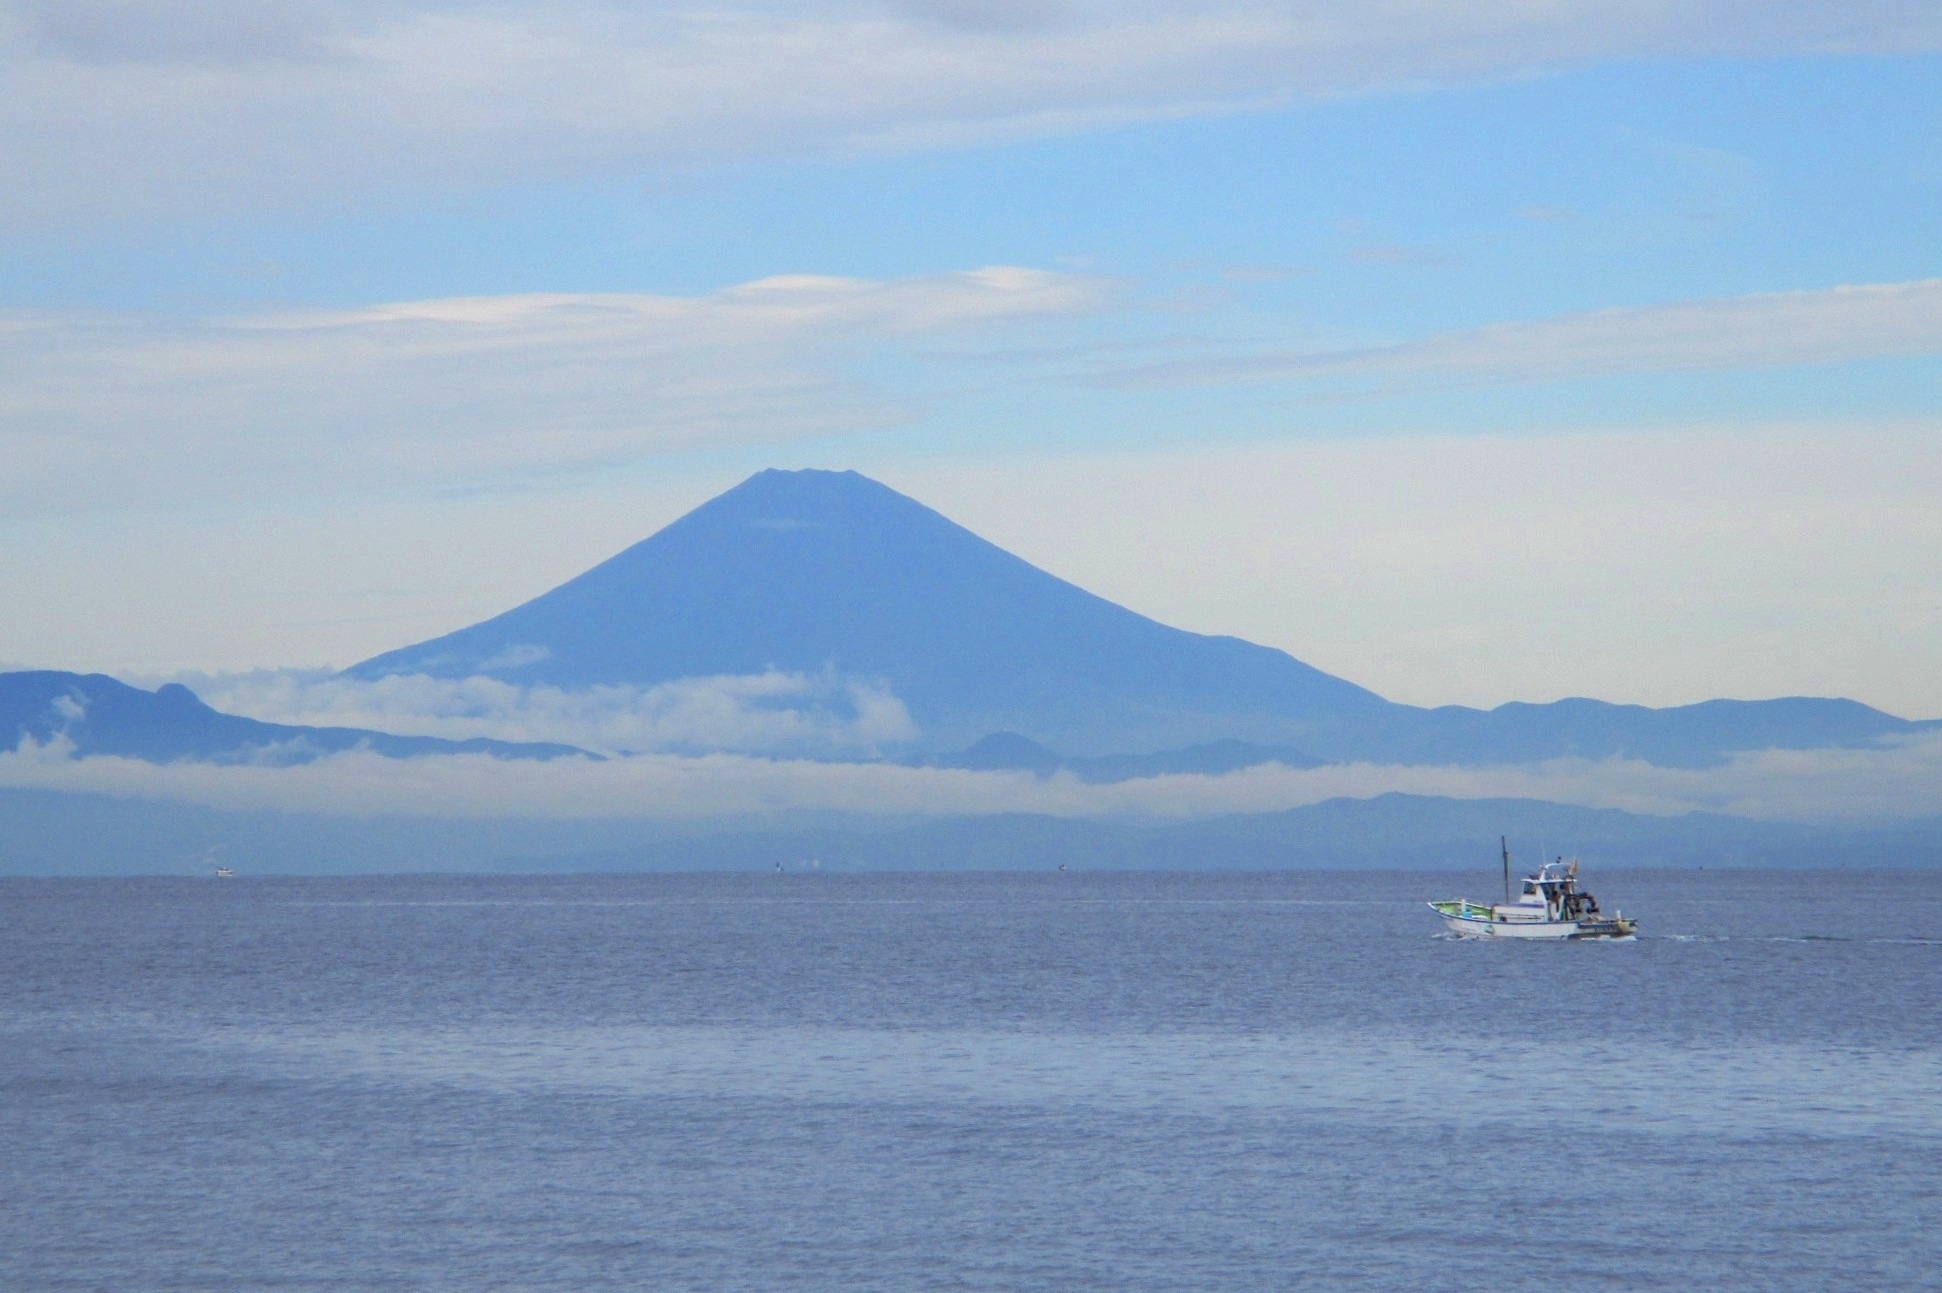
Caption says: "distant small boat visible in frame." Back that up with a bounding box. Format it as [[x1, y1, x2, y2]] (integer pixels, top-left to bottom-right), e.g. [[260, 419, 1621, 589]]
[[1430, 839, 1635, 940], [213, 867, 234, 879]]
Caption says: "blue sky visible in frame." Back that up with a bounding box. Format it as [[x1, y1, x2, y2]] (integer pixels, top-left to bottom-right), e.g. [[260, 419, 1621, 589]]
[[2, 1, 1939, 716], [14, 51, 1940, 316]]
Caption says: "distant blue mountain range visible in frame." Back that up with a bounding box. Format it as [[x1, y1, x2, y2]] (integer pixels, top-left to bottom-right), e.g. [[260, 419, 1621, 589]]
[[929, 731, 1325, 782], [5, 782, 1937, 876], [349, 468, 1934, 765], [0, 671, 587, 765]]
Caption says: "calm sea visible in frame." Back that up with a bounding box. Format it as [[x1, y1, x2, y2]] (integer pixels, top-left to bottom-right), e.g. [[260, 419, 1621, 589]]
[[4, 869, 1938, 1291]]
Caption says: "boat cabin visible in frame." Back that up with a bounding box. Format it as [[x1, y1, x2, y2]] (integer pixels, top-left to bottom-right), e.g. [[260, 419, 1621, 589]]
[[1498, 860, 1601, 922]]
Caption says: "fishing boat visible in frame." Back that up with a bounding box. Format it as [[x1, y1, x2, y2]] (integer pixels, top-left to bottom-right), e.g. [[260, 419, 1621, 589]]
[[1429, 839, 1635, 939]]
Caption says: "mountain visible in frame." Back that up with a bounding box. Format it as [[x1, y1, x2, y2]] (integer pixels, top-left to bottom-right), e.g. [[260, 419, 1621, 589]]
[[348, 468, 1935, 763], [349, 468, 1387, 752], [0, 671, 589, 764]]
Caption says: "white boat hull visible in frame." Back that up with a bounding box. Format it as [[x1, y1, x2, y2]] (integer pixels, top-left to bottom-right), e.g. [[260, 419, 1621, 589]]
[[1434, 908, 1635, 940]]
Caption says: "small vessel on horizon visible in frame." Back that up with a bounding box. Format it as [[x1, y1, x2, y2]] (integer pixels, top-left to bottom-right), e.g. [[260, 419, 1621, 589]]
[[1430, 839, 1635, 939], [213, 867, 234, 879]]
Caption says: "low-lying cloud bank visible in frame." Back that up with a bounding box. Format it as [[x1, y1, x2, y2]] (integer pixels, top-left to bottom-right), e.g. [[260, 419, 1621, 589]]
[[5, 729, 1939, 826], [189, 668, 918, 758]]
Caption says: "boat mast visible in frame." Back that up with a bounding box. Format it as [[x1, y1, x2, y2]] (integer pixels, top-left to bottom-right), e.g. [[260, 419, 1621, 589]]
[[1501, 836, 1510, 905]]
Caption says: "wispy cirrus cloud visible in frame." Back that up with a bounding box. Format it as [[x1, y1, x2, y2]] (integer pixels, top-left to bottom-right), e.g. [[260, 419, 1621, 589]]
[[13, 270, 1937, 524], [1109, 277, 1942, 391], [4, 1, 1939, 227], [0, 267, 1108, 516]]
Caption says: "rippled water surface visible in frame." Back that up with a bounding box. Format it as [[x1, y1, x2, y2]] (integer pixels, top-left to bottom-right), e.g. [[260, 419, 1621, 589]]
[[4, 869, 1938, 1290]]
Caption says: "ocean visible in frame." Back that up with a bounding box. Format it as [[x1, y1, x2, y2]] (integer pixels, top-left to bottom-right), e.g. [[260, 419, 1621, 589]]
[[4, 868, 1938, 1291]]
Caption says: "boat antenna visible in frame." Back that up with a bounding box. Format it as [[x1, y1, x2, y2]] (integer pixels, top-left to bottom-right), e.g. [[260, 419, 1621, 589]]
[[1501, 835, 1510, 905]]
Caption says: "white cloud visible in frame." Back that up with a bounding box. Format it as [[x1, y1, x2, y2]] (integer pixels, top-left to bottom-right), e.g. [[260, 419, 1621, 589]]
[[190, 668, 919, 757], [1114, 277, 1942, 389], [0, 268, 1107, 516], [2, 726, 1937, 824], [3, 2, 1938, 226]]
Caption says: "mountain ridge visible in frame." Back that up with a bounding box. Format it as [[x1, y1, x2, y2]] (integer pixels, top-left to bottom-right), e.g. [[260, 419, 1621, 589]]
[[0, 671, 591, 765], [930, 731, 1325, 781]]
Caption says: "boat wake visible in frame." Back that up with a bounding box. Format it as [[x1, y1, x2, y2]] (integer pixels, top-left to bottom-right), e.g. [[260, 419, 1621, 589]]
[[1660, 933, 1942, 946]]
